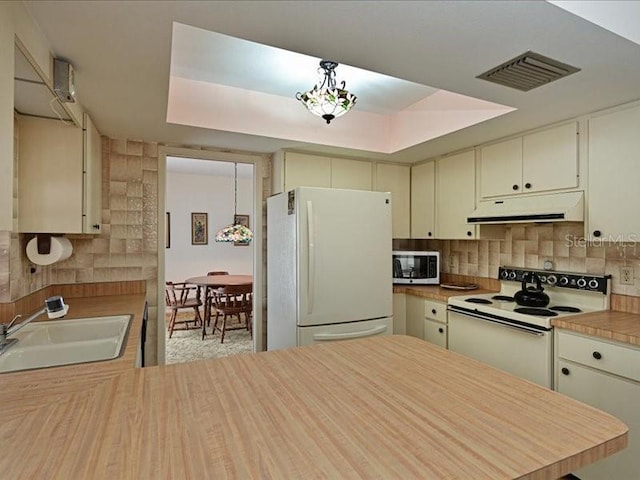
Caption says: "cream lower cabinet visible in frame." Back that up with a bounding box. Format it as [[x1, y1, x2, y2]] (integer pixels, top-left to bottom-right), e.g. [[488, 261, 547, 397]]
[[436, 150, 476, 239], [405, 294, 424, 339], [479, 123, 578, 198], [410, 160, 435, 239], [18, 113, 102, 234], [273, 151, 372, 193], [375, 163, 410, 238], [392, 293, 406, 335], [405, 295, 447, 347], [587, 103, 640, 242], [556, 330, 640, 479], [423, 299, 447, 348]]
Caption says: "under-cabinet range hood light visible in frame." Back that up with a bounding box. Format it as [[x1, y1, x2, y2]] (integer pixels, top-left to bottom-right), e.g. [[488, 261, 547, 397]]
[[467, 191, 584, 224]]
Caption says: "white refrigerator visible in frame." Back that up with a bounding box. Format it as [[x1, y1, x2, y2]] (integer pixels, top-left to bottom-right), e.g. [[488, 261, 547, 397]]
[[267, 187, 393, 350]]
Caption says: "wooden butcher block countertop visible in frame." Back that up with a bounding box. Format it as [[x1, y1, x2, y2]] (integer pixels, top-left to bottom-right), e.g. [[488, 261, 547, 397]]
[[552, 310, 640, 347], [394, 284, 498, 301], [0, 334, 627, 479]]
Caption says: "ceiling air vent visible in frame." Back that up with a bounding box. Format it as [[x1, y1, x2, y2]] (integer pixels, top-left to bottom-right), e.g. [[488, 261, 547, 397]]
[[476, 51, 580, 92]]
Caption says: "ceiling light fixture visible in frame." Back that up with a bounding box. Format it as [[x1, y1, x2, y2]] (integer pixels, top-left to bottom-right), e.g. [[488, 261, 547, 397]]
[[296, 60, 357, 124], [215, 163, 253, 244]]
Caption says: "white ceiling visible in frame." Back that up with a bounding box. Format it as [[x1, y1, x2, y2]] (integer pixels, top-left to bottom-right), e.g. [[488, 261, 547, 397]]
[[23, 0, 640, 163]]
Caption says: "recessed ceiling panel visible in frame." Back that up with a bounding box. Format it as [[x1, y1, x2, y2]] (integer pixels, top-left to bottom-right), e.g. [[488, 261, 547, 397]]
[[167, 22, 516, 154]]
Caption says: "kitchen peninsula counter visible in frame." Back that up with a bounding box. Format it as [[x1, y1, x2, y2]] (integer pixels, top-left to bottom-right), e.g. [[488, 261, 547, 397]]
[[0, 334, 627, 479]]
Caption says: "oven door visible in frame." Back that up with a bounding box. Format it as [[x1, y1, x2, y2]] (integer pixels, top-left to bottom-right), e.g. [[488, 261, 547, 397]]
[[448, 306, 553, 388]]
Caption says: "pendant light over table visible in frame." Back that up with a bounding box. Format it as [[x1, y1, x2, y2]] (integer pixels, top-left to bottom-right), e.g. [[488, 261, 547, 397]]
[[215, 163, 253, 244]]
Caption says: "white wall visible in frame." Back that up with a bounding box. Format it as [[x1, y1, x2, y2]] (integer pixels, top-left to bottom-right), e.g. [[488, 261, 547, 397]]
[[165, 169, 254, 281]]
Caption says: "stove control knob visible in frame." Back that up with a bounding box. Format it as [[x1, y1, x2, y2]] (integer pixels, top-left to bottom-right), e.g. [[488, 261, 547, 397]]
[[501, 270, 509, 279], [546, 275, 557, 286], [508, 271, 517, 280], [539, 275, 547, 283], [559, 276, 569, 286], [588, 279, 599, 289], [577, 278, 587, 288]]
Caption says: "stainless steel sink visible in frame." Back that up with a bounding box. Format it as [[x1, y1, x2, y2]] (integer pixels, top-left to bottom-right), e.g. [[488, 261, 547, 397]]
[[0, 315, 131, 373]]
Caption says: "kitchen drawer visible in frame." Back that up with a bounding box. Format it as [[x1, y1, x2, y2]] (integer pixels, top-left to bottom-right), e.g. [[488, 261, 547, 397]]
[[424, 319, 447, 348], [557, 331, 640, 382], [424, 300, 446, 323]]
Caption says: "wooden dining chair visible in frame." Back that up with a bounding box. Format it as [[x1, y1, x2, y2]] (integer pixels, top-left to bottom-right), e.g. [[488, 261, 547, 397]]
[[208, 284, 252, 343], [165, 281, 203, 338], [203, 271, 231, 327]]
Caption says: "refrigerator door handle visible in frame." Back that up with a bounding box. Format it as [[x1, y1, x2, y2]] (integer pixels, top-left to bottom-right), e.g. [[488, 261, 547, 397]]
[[312, 325, 388, 341], [307, 200, 315, 315]]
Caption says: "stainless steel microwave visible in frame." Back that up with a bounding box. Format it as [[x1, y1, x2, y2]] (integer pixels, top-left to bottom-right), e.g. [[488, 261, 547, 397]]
[[392, 251, 440, 284]]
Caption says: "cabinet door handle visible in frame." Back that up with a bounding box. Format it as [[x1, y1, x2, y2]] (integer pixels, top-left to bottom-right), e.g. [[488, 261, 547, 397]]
[[512, 184, 519, 191], [438, 327, 444, 334], [592, 351, 602, 360], [466, 231, 472, 237], [428, 232, 432, 237], [431, 308, 437, 315], [93, 224, 100, 230], [593, 230, 602, 238], [524, 182, 532, 189], [561, 367, 570, 375]]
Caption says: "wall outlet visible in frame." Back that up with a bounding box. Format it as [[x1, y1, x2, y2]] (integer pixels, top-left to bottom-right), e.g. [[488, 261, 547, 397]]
[[620, 266, 634, 285]]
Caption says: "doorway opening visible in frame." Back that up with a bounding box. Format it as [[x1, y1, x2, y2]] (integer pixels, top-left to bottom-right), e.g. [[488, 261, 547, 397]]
[[163, 155, 256, 365]]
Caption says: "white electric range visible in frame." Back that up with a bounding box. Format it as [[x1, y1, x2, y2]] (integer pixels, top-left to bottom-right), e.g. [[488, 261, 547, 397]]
[[447, 267, 611, 388]]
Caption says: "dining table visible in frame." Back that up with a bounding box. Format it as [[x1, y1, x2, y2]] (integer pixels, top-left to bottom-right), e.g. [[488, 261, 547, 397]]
[[184, 275, 253, 333]]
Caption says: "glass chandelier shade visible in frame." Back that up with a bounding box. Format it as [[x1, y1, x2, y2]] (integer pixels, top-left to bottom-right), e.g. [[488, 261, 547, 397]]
[[296, 60, 357, 124], [215, 163, 253, 244]]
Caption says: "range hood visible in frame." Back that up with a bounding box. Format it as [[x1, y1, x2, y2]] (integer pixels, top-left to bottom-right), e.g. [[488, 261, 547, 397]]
[[467, 191, 584, 224]]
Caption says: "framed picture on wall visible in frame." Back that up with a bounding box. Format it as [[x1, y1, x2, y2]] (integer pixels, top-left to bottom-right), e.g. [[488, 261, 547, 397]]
[[191, 212, 208, 245], [234, 214, 250, 246], [165, 212, 171, 248]]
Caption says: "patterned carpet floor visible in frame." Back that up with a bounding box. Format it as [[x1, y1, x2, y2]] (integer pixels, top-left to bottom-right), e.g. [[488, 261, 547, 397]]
[[165, 313, 253, 365]]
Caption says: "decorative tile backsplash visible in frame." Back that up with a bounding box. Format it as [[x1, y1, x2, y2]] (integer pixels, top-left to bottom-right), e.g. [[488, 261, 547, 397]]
[[394, 223, 640, 296]]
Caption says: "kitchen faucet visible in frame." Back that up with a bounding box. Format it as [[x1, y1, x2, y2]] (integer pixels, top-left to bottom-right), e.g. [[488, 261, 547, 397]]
[[0, 296, 68, 355]]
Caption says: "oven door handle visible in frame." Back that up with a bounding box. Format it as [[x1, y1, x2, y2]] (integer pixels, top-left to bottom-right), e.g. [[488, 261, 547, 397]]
[[448, 306, 546, 336]]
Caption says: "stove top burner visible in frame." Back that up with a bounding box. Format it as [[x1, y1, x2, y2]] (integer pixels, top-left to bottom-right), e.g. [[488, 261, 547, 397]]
[[465, 298, 492, 304], [514, 307, 559, 317], [492, 295, 515, 302], [549, 306, 582, 313]]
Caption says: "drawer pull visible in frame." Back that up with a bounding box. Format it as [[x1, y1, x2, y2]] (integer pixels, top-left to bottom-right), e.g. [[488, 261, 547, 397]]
[[431, 308, 437, 315], [561, 367, 570, 376], [592, 351, 602, 360], [438, 327, 444, 334]]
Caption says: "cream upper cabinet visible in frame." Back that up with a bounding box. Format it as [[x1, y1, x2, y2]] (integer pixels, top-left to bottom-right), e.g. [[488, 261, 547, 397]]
[[410, 161, 435, 239], [375, 163, 409, 238], [274, 151, 373, 193], [83, 114, 102, 232], [18, 113, 102, 234], [331, 157, 372, 190], [479, 123, 578, 198], [588, 104, 640, 241], [479, 137, 522, 197], [280, 152, 331, 192], [436, 150, 476, 239]]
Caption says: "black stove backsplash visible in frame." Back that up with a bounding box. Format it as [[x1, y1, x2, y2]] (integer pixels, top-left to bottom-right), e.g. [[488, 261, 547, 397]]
[[499, 266, 611, 294]]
